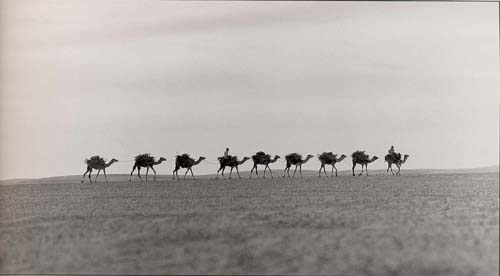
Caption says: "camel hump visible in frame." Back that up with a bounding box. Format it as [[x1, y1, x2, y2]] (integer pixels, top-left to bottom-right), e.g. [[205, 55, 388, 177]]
[[135, 153, 154, 163], [218, 155, 236, 161], [86, 156, 105, 166], [176, 153, 193, 166], [385, 152, 401, 161], [286, 153, 302, 161], [352, 151, 369, 160], [256, 151, 266, 156]]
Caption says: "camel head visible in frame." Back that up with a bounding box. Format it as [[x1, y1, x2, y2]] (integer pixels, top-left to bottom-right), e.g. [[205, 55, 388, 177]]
[[336, 154, 347, 161], [370, 156, 379, 162], [158, 157, 167, 162], [106, 158, 119, 167], [304, 154, 314, 161], [401, 154, 409, 163], [238, 157, 250, 165], [272, 155, 281, 162], [199, 156, 206, 161]]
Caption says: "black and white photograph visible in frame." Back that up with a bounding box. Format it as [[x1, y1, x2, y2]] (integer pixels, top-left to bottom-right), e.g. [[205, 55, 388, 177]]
[[0, 1, 499, 275]]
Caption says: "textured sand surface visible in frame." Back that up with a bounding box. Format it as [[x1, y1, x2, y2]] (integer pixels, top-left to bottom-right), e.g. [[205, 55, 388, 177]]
[[0, 173, 498, 275]]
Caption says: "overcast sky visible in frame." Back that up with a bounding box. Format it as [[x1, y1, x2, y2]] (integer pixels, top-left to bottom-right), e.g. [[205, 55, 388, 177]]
[[1, 1, 499, 179]]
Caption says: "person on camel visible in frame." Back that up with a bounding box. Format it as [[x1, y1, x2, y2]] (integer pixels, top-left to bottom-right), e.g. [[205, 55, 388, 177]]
[[223, 148, 230, 159], [388, 145, 400, 160], [388, 145, 395, 154]]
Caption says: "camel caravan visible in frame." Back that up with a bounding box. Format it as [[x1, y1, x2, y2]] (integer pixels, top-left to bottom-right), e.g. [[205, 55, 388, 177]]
[[81, 146, 409, 183]]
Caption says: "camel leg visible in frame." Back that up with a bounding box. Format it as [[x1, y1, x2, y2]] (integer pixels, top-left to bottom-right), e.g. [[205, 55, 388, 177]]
[[333, 164, 338, 177], [222, 167, 226, 179], [331, 165, 335, 177], [190, 168, 195, 180], [250, 165, 257, 179], [352, 161, 356, 176], [217, 166, 223, 179], [292, 165, 298, 178], [137, 167, 143, 182], [267, 165, 273, 179], [318, 165, 323, 177], [173, 168, 180, 181], [129, 165, 136, 182], [88, 169, 93, 183], [103, 168, 108, 182], [396, 164, 401, 176], [146, 167, 149, 182], [359, 165, 364, 176], [284, 166, 288, 178], [390, 164, 395, 176], [183, 168, 189, 180], [229, 167, 234, 179], [366, 165, 369, 176], [263, 165, 267, 178], [151, 166, 157, 181], [236, 166, 241, 179], [299, 164, 303, 178], [95, 169, 101, 182], [284, 165, 291, 177], [82, 167, 90, 183]]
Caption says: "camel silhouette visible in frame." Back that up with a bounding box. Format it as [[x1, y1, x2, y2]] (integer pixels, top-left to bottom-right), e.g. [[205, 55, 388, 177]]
[[318, 152, 347, 177], [283, 153, 314, 178], [81, 156, 118, 183], [250, 151, 280, 179]]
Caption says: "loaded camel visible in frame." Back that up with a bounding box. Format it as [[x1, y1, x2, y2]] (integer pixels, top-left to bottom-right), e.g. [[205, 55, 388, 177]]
[[385, 153, 409, 175], [128, 153, 166, 182], [283, 153, 314, 178], [250, 151, 280, 179], [318, 152, 347, 177], [172, 154, 206, 180], [217, 155, 250, 179], [81, 156, 118, 183], [351, 151, 378, 176]]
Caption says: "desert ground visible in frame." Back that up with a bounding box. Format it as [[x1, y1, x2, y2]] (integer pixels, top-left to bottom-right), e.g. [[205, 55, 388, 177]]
[[0, 172, 498, 275]]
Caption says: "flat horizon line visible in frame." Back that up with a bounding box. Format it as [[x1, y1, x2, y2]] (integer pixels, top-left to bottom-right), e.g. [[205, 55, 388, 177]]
[[1, 164, 498, 182]]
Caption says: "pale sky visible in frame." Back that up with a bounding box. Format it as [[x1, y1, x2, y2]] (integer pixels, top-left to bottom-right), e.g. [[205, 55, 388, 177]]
[[1, 1, 499, 179]]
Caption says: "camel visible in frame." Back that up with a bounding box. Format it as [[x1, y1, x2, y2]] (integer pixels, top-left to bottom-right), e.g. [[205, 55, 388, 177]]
[[318, 152, 347, 177], [172, 154, 206, 180], [283, 153, 314, 178], [250, 151, 280, 179], [81, 156, 118, 183], [385, 153, 410, 176], [351, 151, 379, 176], [128, 154, 166, 182], [216, 156, 250, 179]]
